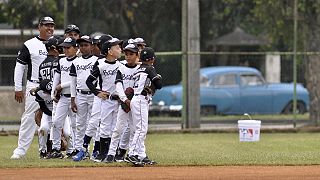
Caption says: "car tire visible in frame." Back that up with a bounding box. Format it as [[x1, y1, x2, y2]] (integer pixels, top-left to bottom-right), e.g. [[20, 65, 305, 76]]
[[282, 101, 306, 114]]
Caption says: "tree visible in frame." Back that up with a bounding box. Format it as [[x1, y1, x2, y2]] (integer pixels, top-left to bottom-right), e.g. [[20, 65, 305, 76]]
[[252, 0, 320, 124]]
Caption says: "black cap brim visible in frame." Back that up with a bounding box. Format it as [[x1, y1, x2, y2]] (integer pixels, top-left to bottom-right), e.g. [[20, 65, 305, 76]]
[[59, 43, 75, 47], [41, 21, 55, 25], [124, 47, 138, 53], [110, 40, 123, 47], [76, 39, 92, 44]]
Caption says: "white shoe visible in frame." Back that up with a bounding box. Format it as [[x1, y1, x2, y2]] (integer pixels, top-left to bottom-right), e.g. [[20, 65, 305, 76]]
[[10, 154, 23, 159]]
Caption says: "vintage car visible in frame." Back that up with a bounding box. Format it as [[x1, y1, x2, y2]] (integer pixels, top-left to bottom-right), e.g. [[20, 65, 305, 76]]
[[150, 66, 309, 116]]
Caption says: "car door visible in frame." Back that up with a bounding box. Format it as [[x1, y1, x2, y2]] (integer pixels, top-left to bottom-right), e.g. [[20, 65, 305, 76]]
[[239, 73, 273, 114], [201, 73, 240, 114]]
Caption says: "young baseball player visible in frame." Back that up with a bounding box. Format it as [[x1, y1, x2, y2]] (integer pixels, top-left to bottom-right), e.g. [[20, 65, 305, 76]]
[[105, 43, 140, 163], [30, 79, 54, 159], [50, 37, 78, 159], [35, 37, 60, 158], [81, 34, 113, 160], [86, 37, 123, 162], [11, 16, 55, 159], [64, 24, 81, 40], [127, 47, 162, 166], [69, 35, 97, 161]]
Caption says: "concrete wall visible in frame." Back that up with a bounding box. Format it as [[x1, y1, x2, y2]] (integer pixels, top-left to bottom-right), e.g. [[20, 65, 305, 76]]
[[265, 54, 281, 83], [0, 87, 24, 120]]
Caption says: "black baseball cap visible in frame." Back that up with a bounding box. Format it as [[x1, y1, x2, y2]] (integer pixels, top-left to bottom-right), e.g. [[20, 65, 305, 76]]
[[39, 16, 55, 25], [140, 47, 156, 61], [43, 37, 59, 50], [65, 24, 80, 34], [101, 38, 123, 54], [123, 43, 139, 53], [122, 38, 135, 49], [39, 79, 52, 94], [76, 35, 93, 44], [92, 35, 102, 44], [97, 34, 113, 49], [59, 37, 78, 47], [134, 37, 146, 46]]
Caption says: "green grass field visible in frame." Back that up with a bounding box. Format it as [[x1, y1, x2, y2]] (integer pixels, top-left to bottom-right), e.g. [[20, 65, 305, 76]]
[[1, 133, 320, 168]]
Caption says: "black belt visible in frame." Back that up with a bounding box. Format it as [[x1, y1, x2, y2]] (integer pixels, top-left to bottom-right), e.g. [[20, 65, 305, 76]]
[[28, 80, 39, 83], [134, 93, 147, 97], [77, 89, 92, 95], [61, 94, 71, 97]]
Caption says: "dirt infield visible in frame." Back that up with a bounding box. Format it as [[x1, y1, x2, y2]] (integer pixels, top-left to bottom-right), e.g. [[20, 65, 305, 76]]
[[1, 166, 320, 180]]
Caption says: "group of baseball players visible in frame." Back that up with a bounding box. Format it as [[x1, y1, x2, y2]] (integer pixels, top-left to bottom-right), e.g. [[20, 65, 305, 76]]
[[12, 16, 162, 167]]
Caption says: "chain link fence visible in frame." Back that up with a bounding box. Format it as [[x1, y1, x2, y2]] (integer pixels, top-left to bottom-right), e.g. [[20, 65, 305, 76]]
[[0, 0, 317, 127]]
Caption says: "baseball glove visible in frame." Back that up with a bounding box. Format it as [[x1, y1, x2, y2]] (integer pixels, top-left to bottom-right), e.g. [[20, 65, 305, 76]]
[[120, 87, 134, 113], [124, 87, 134, 100], [34, 109, 43, 127], [60, 134, 68, 151], [54, 88, 62, 101], [143, 85, 155, 95]]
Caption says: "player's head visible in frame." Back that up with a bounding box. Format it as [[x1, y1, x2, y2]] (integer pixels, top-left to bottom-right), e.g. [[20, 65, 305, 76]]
[[54, 35, 65, 54], [76, 35, 93, 56], [140, 47, 156, 64], [123, 43, 139, 65], [101, 38, 123, 59], [97, 34, 113, 51], [38, 16, 55, 40], [43, 36, 60, 56], [64, 24, 80, 40], [39, 79, 52, 94], [134, 37, 147, 50], [91, 35, 102, 56], [59, 37, 78, 57]]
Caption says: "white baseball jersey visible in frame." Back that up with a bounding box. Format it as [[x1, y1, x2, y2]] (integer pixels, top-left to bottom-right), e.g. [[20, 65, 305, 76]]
[[55, 56, 77, 94], [69, 55, 97, 90], [87, 59, 120, 95], [16, 36, 48, 82], [132, 64, 159, 95], [115, 63, 140, 89]]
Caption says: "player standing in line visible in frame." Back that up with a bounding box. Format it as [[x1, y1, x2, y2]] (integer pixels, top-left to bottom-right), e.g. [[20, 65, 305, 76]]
[[30, 79, 54, 159], [64, 24, 81, 40], [86, 38, 123, 162], [69, 35, 97, 161], [105, 43, 140, 163], [127, 47, 162, 166], [50, 37, 79, 159], [36, 37, 60, 158], [11, 16, 55, 159], [81, 34, 113, 160]]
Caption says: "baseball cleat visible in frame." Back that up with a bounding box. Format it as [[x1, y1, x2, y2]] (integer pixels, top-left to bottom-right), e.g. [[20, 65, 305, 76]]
[[73, 149, 86, 161], [105, 155, 115, 163], [142, 156, 157, 165], [90, 151, 99, 161], [39, 150, 47, 159], [10, 153, 24, 159], [93, 154, 106, 163], [50, 149, 64, 159]]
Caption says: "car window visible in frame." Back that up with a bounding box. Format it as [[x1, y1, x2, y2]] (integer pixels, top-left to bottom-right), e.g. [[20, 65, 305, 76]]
[[240, 74, 264, 86], [210, 74, 237, 87], [200, 75, 209, 87]]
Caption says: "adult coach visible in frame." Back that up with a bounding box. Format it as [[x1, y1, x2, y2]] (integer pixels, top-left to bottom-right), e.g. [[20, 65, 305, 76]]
[[11, 16, 55, 159]]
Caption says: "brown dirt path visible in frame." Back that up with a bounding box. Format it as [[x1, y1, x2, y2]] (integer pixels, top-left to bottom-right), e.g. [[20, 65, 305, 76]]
[[1, 166, 320, 180]]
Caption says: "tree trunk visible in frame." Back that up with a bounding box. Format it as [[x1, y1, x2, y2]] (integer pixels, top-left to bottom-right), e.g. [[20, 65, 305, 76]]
[[305, 11, 320, 125]]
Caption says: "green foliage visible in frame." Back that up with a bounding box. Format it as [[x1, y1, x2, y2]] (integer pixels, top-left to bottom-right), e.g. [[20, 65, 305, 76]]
[[2, 133, 320, 167], [0, 0, 64, 28]]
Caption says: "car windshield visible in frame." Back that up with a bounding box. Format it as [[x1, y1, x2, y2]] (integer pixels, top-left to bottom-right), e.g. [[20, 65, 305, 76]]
[[240, 74, 264, 86]]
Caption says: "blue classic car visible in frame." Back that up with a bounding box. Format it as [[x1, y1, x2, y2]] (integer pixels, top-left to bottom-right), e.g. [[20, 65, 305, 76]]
[[150, 66, 309, 115]]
